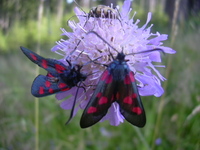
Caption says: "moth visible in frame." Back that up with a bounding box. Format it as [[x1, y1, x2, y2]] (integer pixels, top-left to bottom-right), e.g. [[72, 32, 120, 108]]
[[80, 31, 164, 128], [80, 52, 146, 128], [20, 46, 87, 97]]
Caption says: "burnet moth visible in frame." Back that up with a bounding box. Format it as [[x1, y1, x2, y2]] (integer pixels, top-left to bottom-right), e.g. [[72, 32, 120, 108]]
[[20, 46, 87, 97], [80, 31, 163, 128]]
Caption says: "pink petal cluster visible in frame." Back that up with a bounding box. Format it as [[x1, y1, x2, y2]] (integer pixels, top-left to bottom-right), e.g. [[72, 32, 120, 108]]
[[51, 0, 176, 126]]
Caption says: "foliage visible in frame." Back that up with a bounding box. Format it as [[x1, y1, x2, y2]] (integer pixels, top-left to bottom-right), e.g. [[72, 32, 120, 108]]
[[130, 1, 169, 32], [0, 14, 74, 53], [184, 13, 200, 31], [0, 1, 200, 150]]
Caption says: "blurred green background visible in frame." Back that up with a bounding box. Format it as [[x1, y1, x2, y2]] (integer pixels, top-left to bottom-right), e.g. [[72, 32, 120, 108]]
[[0, 0, 200, 150]]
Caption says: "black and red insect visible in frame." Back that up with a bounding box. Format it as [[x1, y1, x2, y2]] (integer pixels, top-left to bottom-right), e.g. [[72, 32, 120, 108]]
[[20, 46, 87, 97], [80, 52, 146, 128]]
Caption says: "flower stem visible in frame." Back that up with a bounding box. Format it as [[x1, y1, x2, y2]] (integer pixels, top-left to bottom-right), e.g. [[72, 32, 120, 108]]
[[151, 0, 180, 149], [35, 1, 44, 150], [34, 97, 39, 150], [134, 127, 150, 150]]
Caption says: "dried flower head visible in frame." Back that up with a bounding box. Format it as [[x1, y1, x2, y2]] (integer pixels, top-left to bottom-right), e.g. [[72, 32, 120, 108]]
[[51, 0, 176, 126]]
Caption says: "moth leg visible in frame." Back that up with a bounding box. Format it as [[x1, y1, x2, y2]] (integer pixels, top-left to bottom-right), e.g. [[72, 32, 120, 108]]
[[76, 85, 86, 92]]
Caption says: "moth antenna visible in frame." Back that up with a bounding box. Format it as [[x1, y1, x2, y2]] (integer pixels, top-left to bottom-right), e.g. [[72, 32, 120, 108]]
[[87, 31, 119, 60], [65, 47, 85, 65], [87, 31, 118, 52], [86, 55, 108, 67], [73, 0, 86, 15], [75, 49, 85, 61], [83, 56, 102, 66], [130, 48, 165, 56], [67, 14, 87, 25], [87, 70, 101, 77], [65, 36, 85, 60], [73, 0, 91, 27]]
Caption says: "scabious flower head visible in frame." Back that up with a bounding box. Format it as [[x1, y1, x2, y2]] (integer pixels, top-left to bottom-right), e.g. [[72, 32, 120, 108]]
[[52, 0, 176, 126]]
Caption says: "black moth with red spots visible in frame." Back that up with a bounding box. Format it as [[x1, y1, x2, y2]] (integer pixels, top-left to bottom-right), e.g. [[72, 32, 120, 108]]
[[20, 46, 87, 97], [80, 52, 146, 128]]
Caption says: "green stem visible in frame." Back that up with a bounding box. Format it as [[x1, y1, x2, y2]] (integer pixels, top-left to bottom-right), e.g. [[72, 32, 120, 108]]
[[134, 127, 150, 150], [151, 0, 180, 149], [35, 97, 39, 150], [35, 1, 44, 150]]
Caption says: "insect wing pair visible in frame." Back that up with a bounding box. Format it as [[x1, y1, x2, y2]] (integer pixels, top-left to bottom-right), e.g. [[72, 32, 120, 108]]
[[21, 47, 146, 128], [80, 52, 146, 128], [20, 46, 87, 97]]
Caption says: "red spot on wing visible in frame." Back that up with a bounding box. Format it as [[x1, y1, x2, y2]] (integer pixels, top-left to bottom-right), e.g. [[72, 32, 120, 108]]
[[47, 73, 54, 77], [39, 87, 44, 94], [123, 96, 132, 104], [98, 97, 108, 105], [124, 72, 135, 84], [55, 64, 66, 73], [45, 81, 51, 87], [132, 93, 137, 99], [87, 106, 97, 114], [106, 75, 113, 84], [129, 72, 135, 82], [58, 83, 67, 88], [101, 70, 109, 81], [132, 107, 142, 115], [59, 83, 70, 91], [100, 70, 113, 84], [30, 53, 37, 60], [61, 87, 70, 91], [116, 92, 120, 100], [124, 75, 131, 84], [42, 59, 48, 68], [49, 88, 54, 93], [97, 92, 102, 98]]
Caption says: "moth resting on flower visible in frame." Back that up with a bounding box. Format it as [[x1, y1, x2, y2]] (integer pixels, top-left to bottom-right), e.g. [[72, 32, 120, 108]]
[[80, 48, 146, 128], [51, 0, 176, 127], [20, 46, 87, 97]]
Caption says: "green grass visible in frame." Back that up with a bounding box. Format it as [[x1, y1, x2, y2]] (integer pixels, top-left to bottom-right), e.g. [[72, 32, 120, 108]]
[[0, 27, 200, 150]]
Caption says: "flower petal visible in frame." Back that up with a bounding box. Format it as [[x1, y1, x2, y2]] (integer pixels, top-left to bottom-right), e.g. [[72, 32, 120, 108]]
[[100, 102, 124, 126]]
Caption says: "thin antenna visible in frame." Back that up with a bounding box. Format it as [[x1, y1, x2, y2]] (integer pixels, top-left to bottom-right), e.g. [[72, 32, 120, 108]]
[[72, 0, 90, 27], [73, 0, 86, 15], [74, 49, 85, 61], [65, 1, 90, 60], [67, 14, 87, 25], [65, 37, 84, 60], [87, 31, 117, 52], [83, 56, 102, 66], [130, 48, 165, 56], [87, 31, 165, 58], [87, 31, 119, 60]]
